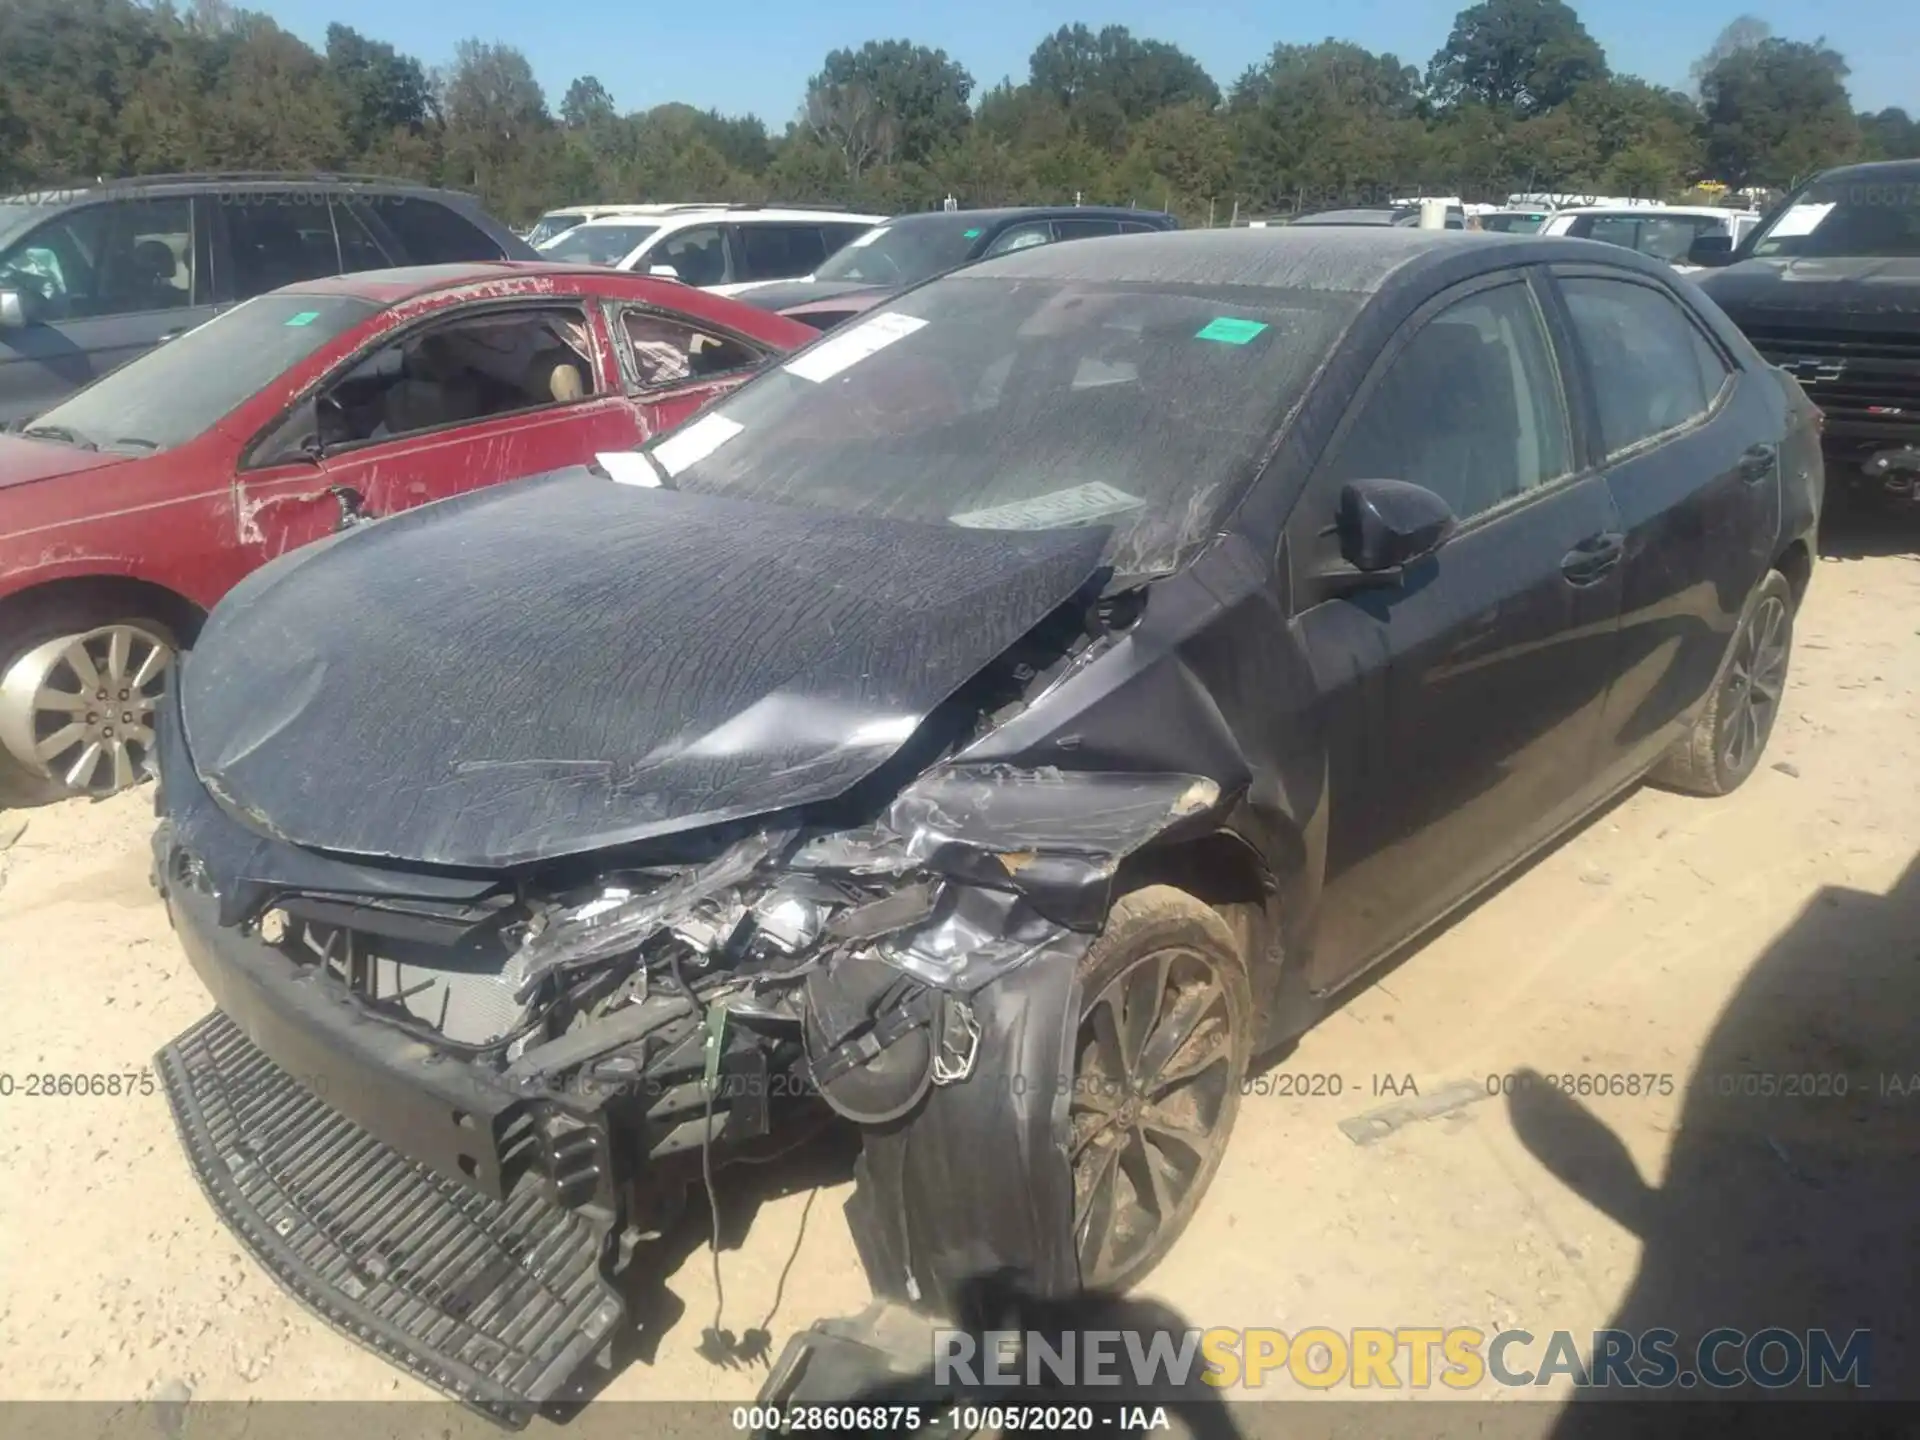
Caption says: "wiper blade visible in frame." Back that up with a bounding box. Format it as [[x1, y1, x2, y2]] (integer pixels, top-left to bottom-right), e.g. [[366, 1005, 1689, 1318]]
[[20, 424, 96, 450], [106, 437, 159, 452]]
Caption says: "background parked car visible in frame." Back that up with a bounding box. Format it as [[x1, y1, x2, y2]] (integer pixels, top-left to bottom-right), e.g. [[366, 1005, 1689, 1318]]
[[0, 172, 537, 424], [1288, 204, 1472, 229], [0, 262, 811, 806], [717, 204, 1180, 331], [1477, 208, 1554, 233], [522, 203, 702, 249], [535, 204, 883, 288], [1539, 205, 1760, 269], [1690, 158, 1920, 507]]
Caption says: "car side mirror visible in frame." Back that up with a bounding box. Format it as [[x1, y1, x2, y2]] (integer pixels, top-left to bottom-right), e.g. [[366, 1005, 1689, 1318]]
[[0, 286, 38, 330], [1334, 478, 1456, 582], [1686, 234, 1735, 268], [648, 264, 681, 280]]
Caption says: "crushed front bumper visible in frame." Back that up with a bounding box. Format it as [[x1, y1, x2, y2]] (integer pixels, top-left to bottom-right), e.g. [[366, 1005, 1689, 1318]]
[[156, 879, 627, 1422], [158, 1009, 623, 1425]]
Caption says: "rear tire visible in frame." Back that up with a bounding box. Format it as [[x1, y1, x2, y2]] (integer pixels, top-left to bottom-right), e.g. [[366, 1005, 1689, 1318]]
[[1069, 885, 1252, 1293], [1649, 570, 1793, 797], [0, 595, 179, 806]]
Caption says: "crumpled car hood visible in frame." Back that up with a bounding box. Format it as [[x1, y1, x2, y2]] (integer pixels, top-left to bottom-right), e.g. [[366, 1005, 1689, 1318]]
[[1699, 255, 1920, 323], [180, 469, 1108, 870]]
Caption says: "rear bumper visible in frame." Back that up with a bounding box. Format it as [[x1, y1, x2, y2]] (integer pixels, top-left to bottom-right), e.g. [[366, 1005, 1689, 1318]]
[[157, 1008, 623, 1425]]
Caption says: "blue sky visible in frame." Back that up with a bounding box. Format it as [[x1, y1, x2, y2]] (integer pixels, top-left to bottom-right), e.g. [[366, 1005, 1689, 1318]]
[[273, 0, 1912, 122]]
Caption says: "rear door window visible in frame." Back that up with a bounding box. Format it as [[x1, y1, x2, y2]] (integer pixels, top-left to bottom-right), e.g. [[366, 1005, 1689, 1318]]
[[359, 194, 505, 263], [330, 199, 396, 272], [226, 196, 342, 297], [651, 225, 732, 285], [735, 223, 830, 281], [617, 306, 765, 390], [983, 222, 1055, 257], [1053, 218, 1123, 242]]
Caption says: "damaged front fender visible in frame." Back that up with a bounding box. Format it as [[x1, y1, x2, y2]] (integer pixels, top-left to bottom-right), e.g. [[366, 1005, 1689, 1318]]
[[843, 948, 1084, 1317]]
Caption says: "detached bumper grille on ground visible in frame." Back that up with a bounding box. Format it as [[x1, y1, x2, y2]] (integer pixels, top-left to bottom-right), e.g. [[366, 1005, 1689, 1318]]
[[158, 1009, 625, 1427]]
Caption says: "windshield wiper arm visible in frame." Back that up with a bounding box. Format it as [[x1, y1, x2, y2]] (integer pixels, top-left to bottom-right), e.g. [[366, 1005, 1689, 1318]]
[[20, 424, 97, 450], [106, 437, 159, 452]]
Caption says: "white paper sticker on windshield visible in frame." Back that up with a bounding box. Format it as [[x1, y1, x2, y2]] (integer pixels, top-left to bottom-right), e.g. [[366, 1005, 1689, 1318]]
[[846, 227, 889, 248], [950, 481, 1145, 532], [784, 312, 928, 384], [650, 414, 744, 477], [1766, 202, 1834, 239], [597, 451, 660, 487]]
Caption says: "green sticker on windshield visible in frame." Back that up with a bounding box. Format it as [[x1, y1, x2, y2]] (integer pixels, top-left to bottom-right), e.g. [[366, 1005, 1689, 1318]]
[[963, 228, 982, 238], [284, 310, 320, 327], [1196, 317, 1268, 345]]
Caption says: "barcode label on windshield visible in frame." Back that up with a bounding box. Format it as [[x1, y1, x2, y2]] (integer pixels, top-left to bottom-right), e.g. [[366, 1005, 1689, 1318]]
[[784, 312, 928, 384]]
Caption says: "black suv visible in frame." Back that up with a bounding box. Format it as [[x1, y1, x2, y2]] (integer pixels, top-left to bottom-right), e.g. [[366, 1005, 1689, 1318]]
[[0, 172, 536, 423], [1689, 158, 1920, 505]]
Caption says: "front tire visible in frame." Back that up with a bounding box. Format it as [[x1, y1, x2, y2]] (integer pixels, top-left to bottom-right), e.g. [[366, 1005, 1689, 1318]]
[[1069, 885, 1252, 1293], [1649, 569, 1794, 797], [0, 598, 178, 806]]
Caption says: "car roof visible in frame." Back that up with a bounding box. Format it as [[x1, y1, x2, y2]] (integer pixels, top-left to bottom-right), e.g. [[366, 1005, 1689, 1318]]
[[1803, 158, 1920, 184], [0, 172, 475, 203], [273, 261, 627, 303], [565, 208, 884, 229], [965, 225, 1551, 294], [879, 206, 1176, 229]]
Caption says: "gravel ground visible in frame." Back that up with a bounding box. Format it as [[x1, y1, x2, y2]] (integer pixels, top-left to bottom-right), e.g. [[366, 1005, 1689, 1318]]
[[2, 509, 1916, 1425]]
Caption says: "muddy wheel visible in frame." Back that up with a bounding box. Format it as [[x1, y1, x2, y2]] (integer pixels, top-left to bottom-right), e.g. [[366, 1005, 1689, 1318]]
[[0, 600, 177, 805], [1650, 570, 1793, 797], [1070, 885, 1251, 1292]]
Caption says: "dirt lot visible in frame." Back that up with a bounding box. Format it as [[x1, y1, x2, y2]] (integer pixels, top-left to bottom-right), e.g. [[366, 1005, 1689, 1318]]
[[2, 511, 1917, 1422]]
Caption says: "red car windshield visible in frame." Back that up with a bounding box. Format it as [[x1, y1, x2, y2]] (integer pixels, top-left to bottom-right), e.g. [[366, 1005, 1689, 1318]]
[[22, 293, 378, 454]]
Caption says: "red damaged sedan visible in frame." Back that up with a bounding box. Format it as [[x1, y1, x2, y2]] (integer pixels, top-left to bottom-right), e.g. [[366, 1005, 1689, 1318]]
[[0, 263, 812, 804]]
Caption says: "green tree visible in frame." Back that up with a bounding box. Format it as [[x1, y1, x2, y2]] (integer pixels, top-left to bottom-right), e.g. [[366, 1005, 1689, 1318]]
[[558, 76, 616, 131], [809, 40, 973, 167], [1699, 37, 1859, 187], [1028, 22, 1219, 151], [198, 14, 349, 170], [440, 39, 557, 218], [1231, 41, 1427, 210], [1427, 0, 1609, 117], [1688, 15, 1770, 99], [326, 22, 434, 155], [1858, 107, 1920, 161]]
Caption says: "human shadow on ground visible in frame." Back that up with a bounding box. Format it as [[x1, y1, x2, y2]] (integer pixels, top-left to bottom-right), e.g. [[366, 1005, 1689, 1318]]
[[1510, 850, 1920, 1432]]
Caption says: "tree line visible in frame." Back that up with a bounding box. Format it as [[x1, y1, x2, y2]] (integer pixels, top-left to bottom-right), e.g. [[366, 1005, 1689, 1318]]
[[1, 0, 1914, 227]]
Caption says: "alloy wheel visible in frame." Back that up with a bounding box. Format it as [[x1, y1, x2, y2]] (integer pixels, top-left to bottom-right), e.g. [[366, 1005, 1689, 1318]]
[[1070, 945, 1239, 1289], [0, 623, 173, 796], [1718, 594, 1789, 776]]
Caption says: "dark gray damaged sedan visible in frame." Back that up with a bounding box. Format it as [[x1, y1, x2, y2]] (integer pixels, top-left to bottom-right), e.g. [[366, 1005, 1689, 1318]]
[[150, 226, 1821, 1419]]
